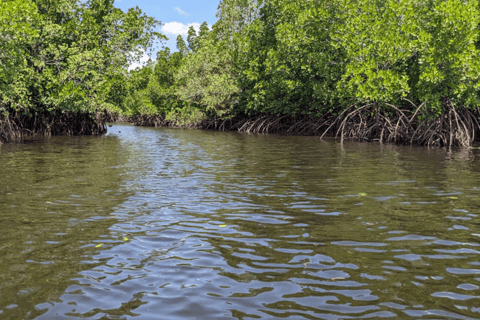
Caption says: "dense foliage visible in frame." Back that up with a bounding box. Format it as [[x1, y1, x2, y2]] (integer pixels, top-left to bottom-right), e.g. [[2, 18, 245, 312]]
[[0, 0, 162, 142], [2, 0, 480, 146], [123, 0, 480, 146]]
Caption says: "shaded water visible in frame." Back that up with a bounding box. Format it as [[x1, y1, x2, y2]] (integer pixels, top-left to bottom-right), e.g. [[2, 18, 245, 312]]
[[1, 124, 480, 319]]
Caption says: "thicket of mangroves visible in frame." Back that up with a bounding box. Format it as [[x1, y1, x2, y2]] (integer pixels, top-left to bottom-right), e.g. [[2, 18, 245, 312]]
[[0, 0, 161, 144], [2, 0, 480, 147]]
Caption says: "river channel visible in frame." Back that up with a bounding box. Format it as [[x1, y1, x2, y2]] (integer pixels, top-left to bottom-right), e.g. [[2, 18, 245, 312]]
[[1, 123, 480, 319]]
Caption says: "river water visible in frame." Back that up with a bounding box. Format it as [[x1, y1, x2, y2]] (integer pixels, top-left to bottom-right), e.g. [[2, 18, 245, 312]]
[[1, 124, 480, 319]]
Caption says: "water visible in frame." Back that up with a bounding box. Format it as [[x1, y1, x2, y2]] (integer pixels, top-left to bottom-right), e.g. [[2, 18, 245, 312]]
[[1, 124, 480, 319]]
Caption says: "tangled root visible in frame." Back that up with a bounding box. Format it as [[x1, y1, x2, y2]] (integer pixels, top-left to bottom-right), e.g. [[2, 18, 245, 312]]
[[129, 114, 207, 129], [0, 110, 107, 144], [127, 102, 480, 148], [202, 115, 329, 135], [218, 103, 480, 147], [321, 102, 480, 147], [129, 115, 169, 127], [0, 117, 22, 144]]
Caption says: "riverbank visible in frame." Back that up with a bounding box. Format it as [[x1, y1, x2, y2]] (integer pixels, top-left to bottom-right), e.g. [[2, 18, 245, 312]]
[[0, 111, 107, 145], [125, 104, 480, 148], [1, 104, 477, 148]]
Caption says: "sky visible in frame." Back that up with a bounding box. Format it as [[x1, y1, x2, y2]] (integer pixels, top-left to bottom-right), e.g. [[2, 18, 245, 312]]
[[114, 0, 220, 68]]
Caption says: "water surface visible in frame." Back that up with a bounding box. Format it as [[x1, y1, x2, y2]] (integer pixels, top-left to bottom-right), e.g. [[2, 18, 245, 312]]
[[1, 124, 480, 319]]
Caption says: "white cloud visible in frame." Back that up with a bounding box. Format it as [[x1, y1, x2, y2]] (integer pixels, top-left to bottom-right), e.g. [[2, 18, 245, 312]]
[[128, 51, 151, 71], [174, 7, 189, 16], [161, 22, 201, 36]]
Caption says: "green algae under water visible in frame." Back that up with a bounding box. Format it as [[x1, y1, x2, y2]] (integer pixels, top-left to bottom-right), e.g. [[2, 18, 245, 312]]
[[1, 124, 480, 319]]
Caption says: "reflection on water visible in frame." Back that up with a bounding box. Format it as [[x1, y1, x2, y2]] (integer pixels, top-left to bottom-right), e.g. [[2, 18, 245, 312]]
[[1, 124, 480, 319]]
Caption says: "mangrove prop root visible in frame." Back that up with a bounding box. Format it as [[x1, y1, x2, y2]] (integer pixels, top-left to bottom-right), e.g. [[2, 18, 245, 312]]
[[331, 103, 478, 147], [0, 110, 107, 144], [127, 103, 480, 147], [0, 117, 22, 144], [129, 115, 206, 129]]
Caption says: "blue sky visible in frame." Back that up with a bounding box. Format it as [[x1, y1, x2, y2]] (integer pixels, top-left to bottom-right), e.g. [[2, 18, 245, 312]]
[[114, 0, 220, 53]]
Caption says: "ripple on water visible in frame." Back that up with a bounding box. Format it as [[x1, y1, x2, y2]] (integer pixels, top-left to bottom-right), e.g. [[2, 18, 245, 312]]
[[3, 124, 480, 319], [447, 268, 480, 275]]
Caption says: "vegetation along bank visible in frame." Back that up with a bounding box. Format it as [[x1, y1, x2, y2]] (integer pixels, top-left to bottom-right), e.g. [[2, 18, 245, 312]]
[[2, 0, 480, 147]]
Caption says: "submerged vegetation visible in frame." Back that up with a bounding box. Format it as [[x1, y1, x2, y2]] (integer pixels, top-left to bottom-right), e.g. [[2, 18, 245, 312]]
[[2, 0, 480, 147]]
